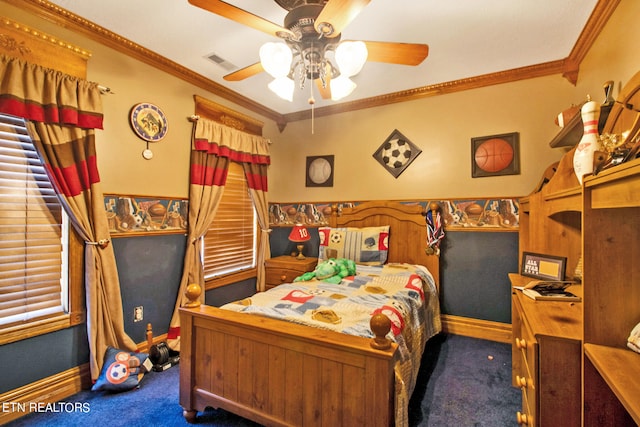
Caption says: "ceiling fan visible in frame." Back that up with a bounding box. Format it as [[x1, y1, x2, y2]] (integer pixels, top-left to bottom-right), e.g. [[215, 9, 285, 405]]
[[188, 0, 429, 102]]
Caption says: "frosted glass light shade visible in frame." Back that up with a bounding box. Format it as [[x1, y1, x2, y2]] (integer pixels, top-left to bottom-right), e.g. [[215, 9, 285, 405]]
[[268, 76, 295, 101], [335, 41, 368, 77], [260, 42, 293, 78], [330, 75, 356, 101]]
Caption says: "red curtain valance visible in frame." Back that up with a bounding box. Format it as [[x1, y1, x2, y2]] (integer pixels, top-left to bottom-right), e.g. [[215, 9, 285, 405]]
[[193, 118, 270, 166], [0, 54, 103, 129]]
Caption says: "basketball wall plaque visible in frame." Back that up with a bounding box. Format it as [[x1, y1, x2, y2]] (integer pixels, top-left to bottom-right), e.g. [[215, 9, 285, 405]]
[[471, 132, 520, 177]]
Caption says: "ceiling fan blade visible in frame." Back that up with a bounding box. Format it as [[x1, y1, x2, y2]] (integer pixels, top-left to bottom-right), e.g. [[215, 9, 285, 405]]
[[315, 63, 333, 100], [223, 62, 264, 81], [188, 0, 294, 38], [362, 41, 429, 66], [315, 79, 332, 100], [315, 0, 371, 38]]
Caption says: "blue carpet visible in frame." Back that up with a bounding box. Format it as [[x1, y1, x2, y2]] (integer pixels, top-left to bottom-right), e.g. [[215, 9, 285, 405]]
[[7, 334, 519, 426], [409, 334, 520, 426]]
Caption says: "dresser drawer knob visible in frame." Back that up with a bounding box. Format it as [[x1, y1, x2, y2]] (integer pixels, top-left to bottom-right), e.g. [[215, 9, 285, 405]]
[[516, 375, 527, 389], [517, 411, 532, 426], [279, 274, 287, 282]]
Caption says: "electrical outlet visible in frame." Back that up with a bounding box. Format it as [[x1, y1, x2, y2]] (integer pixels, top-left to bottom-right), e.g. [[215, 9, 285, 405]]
[[134, 306, 143, 322]]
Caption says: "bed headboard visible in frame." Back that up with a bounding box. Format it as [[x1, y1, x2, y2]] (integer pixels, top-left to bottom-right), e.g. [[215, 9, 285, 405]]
[[329, 201, 440, 288]]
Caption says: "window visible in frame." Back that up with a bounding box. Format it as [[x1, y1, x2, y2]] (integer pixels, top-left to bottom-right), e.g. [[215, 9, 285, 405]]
[[0, 114, 83, 345], [202, 161, 257, 287]]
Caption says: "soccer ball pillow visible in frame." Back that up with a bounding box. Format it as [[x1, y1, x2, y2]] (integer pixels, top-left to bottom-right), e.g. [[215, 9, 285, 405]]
[[92, 347, 151, 392], [318, 226, 389, 265]]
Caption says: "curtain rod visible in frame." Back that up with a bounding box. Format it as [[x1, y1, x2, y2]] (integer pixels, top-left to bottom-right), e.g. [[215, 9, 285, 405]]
[[98, 85, 114, 94]]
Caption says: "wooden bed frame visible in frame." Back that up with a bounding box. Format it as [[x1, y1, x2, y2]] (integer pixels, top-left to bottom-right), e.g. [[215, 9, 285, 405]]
[[179, 200, 441, 426]]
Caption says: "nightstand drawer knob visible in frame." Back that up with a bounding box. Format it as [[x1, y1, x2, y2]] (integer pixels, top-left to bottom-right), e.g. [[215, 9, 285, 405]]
[[279, 274, 287, 282], [517, 411, 532, 426]]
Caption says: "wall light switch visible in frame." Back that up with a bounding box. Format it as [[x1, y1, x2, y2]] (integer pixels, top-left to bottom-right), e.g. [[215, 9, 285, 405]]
[[134, 306, 143, 322]]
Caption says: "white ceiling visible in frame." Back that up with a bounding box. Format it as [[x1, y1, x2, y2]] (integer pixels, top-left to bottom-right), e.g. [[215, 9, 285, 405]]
[[48, 0, 599, 115]]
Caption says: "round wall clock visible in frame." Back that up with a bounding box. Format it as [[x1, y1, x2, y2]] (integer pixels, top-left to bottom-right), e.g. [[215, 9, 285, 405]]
[[129, 103, 168, 142]]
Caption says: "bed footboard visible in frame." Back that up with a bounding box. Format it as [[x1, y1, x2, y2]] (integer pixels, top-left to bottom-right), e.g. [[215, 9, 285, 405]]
[[179, 305, 398, 427]]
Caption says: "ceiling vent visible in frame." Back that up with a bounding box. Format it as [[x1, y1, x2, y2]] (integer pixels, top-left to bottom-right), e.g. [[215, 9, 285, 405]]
[[206, 53, 237, 71]]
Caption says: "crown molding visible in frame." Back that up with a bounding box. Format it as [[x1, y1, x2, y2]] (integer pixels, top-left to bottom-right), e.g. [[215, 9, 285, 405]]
[[566, 0, 621, 73], [5, 0, 619, 130]]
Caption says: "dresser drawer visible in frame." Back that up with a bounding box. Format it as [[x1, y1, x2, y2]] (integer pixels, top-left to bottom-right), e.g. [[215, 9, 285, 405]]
[[265, 268, 305, 287]]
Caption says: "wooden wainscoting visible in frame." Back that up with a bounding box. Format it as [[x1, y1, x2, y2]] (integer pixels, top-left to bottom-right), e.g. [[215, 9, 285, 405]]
[[441, 314, 512, 344]]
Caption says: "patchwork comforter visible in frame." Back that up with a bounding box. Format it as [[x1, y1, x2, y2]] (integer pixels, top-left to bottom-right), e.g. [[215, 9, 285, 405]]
[[222, 263, 442, 427]]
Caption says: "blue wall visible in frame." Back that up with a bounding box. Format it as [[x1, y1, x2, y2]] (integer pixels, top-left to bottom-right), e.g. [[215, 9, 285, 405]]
[[113, 234, 186, 343], [440, 231, 518, 323], [0, 325, 89, 394]]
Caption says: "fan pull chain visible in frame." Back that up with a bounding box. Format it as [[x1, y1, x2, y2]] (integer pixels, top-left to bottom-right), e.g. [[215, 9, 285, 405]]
[[310, 78, 316, 134], [308, 40, 316, 134]]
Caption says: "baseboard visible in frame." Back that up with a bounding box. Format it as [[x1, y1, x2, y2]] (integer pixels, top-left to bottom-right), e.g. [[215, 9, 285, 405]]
[[441, 314, 512, 344], [0, 363, 92, 424], [0, 332, 167, 425]]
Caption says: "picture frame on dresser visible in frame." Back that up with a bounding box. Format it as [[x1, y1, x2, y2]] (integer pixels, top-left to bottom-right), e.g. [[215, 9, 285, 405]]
[[521, 252, 566, 281]]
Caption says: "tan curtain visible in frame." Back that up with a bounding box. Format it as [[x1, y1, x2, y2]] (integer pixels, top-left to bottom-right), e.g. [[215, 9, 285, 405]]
[[167, 118, 270, 351], [1, 54, 136, 380], [243, 161, 271, 292]]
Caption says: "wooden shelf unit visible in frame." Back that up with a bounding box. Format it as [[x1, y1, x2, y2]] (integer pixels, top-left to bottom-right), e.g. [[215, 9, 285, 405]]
[[582, 158, 640, 426], [515, 70, 640, 426]]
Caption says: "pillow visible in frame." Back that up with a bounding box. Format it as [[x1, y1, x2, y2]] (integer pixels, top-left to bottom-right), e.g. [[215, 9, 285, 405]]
[[91, 346, 152, 392], [318, 226, 389, 265]]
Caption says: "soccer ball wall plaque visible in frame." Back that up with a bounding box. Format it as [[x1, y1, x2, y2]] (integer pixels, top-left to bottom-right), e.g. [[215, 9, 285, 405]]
[[373, 129, 422, 178]]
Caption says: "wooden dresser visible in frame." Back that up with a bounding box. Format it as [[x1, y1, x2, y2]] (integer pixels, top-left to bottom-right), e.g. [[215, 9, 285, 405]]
[[510, 273, 582, 427], [264, 255, 318, 290]]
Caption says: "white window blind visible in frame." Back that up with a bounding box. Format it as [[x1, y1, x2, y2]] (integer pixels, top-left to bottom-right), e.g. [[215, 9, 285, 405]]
[[202, 161, 256, 278], [0, 114, 68, 326]]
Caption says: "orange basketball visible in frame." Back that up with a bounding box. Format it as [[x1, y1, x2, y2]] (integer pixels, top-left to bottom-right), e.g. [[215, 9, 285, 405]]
[[475, 138, 514, 172]]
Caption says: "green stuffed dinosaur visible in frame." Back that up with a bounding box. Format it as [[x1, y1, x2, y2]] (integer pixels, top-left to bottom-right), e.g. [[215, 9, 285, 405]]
[[294, 258, 356, 284]]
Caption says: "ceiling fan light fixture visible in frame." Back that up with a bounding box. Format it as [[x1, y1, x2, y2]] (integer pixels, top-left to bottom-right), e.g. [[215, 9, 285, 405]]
[[335, 41, 368, 77], [268, 76, 295, 102], [330, 75, 356, 101], [259, 42, 293, 78]]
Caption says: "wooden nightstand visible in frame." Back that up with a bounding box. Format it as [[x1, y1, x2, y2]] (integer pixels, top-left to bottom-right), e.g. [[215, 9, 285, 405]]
[[264, 255, 318, 290]]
